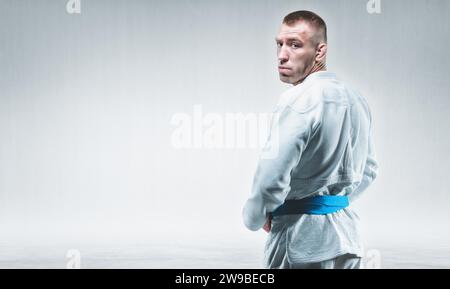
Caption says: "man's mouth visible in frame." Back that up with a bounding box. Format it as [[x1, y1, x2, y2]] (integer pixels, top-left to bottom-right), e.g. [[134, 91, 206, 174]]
[[278, 66, 291, 71], [278, 66, 291, 73]]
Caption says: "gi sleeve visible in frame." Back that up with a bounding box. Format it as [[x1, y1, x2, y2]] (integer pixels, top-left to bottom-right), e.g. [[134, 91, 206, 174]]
[[348, 109, 379, 203], [242, 90, 323, 231]]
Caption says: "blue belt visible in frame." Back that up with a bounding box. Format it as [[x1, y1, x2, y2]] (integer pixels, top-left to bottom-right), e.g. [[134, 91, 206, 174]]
[[270, 195, 349, 217]]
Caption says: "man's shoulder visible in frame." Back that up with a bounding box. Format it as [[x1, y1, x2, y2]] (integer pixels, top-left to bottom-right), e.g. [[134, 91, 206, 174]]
[[276, 74, 366, 114], [281, 80, 329, 114]]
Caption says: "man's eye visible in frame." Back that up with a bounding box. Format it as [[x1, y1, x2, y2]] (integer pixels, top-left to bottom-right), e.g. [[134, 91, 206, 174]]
[[276, 42, 282, 47], [291, 43, 301, 48]]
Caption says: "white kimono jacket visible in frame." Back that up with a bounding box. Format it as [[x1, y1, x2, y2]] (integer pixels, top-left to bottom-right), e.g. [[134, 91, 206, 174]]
[[242, 71, 379, 266]]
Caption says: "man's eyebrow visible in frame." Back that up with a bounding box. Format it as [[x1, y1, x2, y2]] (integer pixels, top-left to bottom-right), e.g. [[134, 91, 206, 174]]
[[274, 37, 303, 43]]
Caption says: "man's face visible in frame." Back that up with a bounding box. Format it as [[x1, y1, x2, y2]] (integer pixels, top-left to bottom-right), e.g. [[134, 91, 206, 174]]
[[275, 21, 319, 85]]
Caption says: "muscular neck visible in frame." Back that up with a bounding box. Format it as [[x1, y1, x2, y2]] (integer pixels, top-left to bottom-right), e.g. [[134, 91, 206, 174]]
[[294, 61, 327, 86]]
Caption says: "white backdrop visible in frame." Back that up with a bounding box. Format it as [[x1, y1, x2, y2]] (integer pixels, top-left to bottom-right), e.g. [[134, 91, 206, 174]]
[[0, 0, 449, 264]]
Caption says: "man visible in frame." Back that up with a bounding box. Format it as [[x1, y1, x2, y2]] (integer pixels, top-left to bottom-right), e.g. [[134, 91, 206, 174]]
[[242, 10, 379, 269]]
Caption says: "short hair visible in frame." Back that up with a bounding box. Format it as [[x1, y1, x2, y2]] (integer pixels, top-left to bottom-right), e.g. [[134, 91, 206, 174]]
[[282, 10, 327, 44]]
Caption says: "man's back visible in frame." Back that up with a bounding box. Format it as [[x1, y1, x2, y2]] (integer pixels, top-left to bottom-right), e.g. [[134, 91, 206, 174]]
[[283, 71, 376, 200], [242, 71, 378, 268]]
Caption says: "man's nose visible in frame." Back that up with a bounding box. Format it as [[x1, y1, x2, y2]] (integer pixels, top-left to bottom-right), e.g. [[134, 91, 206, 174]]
[[278, 46, 289, 64]]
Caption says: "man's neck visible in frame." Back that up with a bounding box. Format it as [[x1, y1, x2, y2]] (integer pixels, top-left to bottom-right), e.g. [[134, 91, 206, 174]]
[[293, 61, 327, 86]]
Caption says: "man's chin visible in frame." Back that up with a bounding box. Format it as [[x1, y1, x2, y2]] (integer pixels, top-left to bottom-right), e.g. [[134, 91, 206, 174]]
[[279, 75, 295, 85]]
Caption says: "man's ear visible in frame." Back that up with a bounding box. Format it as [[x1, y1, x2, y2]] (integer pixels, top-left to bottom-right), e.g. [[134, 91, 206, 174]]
[[315, 43, 327, 62]]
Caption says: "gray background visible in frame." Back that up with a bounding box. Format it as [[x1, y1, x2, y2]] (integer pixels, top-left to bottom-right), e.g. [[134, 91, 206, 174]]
[[0, 0, 449, 267]]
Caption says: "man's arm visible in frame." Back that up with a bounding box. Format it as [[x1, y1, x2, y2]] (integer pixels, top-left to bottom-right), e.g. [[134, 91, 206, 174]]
[[348, 119, 379, 203], [242, 100, 322, 231]]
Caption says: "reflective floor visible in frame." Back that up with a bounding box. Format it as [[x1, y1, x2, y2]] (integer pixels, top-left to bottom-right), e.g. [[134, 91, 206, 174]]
[[0, 239, 449, 269]]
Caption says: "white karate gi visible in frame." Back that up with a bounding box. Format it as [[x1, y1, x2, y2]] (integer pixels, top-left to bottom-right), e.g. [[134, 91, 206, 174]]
[[242, 71, 378, 269]]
